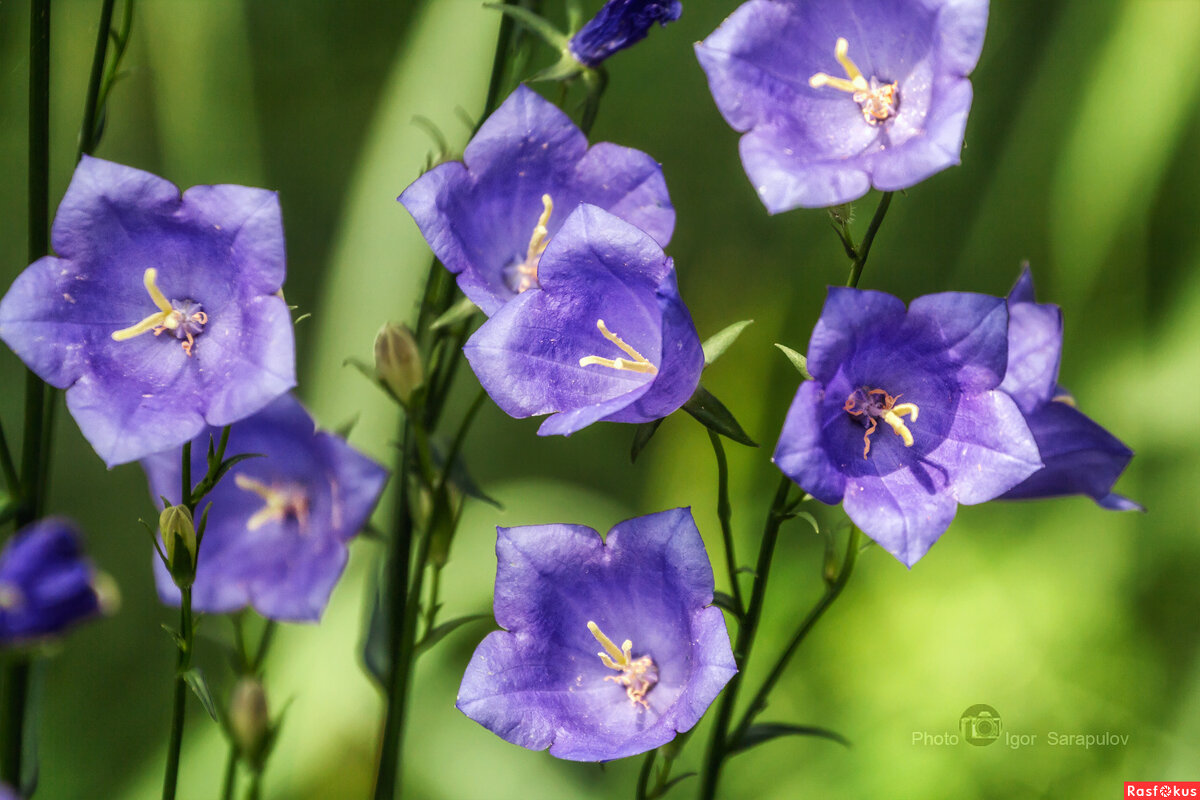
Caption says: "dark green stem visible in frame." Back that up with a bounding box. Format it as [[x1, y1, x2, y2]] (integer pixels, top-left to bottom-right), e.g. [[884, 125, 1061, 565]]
[[698, 475, 793, 800], [78, 0, 116, 160], [635, 749, 656, 800], [162, 587, 194, 800], [245, 773, 261, 800], [708, 431, 744, 617], [220, 744, 238, 800], [0, 423, 19, 500], [728, 527, 862, 745], [845, 192, 893, 289]]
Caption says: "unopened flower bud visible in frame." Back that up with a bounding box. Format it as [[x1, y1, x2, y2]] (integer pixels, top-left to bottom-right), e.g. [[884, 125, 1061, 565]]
[[228, 677, 270, 768], [374, 323, 423, 404], [159, 505, 197, 588]]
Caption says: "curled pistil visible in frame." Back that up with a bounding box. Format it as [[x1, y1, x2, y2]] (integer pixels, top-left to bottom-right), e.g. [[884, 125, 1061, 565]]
[[587, 620, 658, 709], [110, 268, 208, 357], [578, 319, 658, 375], [234, 473, 310, 532], [511, 194, 554, 293], [844, 386, 920, 458], [809, 37, 899, 125]]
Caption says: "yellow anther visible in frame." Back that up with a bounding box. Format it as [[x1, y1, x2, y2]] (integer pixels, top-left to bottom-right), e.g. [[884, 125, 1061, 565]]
[[578, 319, 658, 375], [514, 194, 554, 293], [588, 620, 631, 668], [809, 37, 899, 125], [587, 621, 657, 709], [809, 38, 868, 93], [111, 269, 176, 341], [142, 268, 174, 315], [235, 474, 309, 532], [845, 388, 919, 458], [880, 405, 918, 448]]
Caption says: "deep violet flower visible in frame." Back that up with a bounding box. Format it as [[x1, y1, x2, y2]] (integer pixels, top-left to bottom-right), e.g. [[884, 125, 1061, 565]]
[[0, 157, 296, 467], [773, 287, 1042, 567], [463, 204, 703, 436], [399, 85, 674, 316], [569, 0, 683, 67], [695, 0, 989, 211], [457, 508, 737, 761], [143, 394, 388, 622], [999, 268, 1139, 510], [0, 518, 101, 644]]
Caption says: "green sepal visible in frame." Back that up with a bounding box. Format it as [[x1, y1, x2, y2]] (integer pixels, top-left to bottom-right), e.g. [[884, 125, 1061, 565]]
[[430, 295, 479, 332], [702, 319, 754, 366], [728, 722, 851, 755], [682, 385, 757, 447], [484, 3, 569, 49], [182, 667, 220, 722], [774, 343, 813, 380], [710, 591, 743, 622], [630, 418, 665, 463], [415, 613, 493, 655]]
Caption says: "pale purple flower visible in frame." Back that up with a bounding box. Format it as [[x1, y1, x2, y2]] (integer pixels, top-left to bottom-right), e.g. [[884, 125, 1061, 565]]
[[399, 85, 674, 316], [569, 0, 683, 67], [458, 508, 737, 761], [0, 157, 296, 467], [696, 0, 989, 211], [463, 204, 703, 436], [0, 518, 101, 644], [773, 287, 1042, 566], [999, 268, 1138, 510], [143, 394, 388, 622]]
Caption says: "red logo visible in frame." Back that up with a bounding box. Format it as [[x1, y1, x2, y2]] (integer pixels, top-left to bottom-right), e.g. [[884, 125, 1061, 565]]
[[1126, 783, 1200, 797]]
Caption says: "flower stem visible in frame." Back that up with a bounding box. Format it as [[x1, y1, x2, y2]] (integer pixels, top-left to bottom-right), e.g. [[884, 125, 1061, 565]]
[[77, 0, 116, 161], [845, 191, 893, 289], [161, 586, 193, 800], [635, 749, 656, 800], [220, 744, 238, 800], [708, 430, 744, 617], [697, 475, 793, 800]]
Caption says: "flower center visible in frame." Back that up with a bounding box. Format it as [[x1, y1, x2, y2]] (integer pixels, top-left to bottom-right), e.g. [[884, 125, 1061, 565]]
[[110, 268, 208, 357], [843, 386, 920, 459], [235, 474, 310, 532], [587, 620, 658, 709], [505, 194, 554, 294], [809, 37, 899, 126], [578, 319, 658, 375]]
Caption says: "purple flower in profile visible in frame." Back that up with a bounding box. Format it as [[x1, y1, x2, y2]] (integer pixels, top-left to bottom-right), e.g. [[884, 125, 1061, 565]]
[[463, 204, 702, 436], [0, 518, 101, 644], [999, 268, 1138, 510], [143, 394, 388, 622], [696, 0, 989, 211], [569, 0, 683, 67], [0, 157, 296, 467], [458, 508, 736, 761], [399, 85, 674, 316], [773, 287, 1042, 567]]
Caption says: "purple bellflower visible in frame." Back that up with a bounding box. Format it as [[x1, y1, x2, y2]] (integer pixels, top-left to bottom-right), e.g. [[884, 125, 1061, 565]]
[[463, 204, 703, 436], [0, 518, 101, 644], [399, 85, 674, 316], [457, 508, 737, 761], [999, 268, 1138, 510], [696, 0, 989, 211], [143, 394, 388, 622], [568, 0, 684, 67], [0, 157, 296, 467], [773, 287, 1042, 567]]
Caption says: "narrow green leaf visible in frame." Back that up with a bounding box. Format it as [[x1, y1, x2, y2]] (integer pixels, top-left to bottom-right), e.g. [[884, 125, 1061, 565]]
[[774, 343, 813, 380], [430, 295, 479, 332], [333, 413, 361, 440], [702, 319, 754, 366], [160, 624, 186, 651], [362, 584, 389, 687], [415, 613, 493, 655], [710, 591, 743, 621], [658, 772, 697, 795], [484, 3, 569, 49], [630, 418, 665, 463], [729, 723, 851, 755], [682, 386, 757, 447], [182, 668, 220, 722]]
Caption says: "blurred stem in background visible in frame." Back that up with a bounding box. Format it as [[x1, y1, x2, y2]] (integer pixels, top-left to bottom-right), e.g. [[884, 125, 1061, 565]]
[[221, 614, 278, 800]]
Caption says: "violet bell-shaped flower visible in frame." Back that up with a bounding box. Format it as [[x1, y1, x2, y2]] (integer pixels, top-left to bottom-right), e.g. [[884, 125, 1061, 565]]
[[773, 287, 1042, 567], [696, 0, 989, 211], [999, 268, 1139, 510], [399, 85, 674, 316], [568, 0, 684, 67], [463, 204, 703, 436], [142, 394, 388, 622], [457, 508, 737, 761], [0, 518, 102, 644], [0, 157, 296, 467]]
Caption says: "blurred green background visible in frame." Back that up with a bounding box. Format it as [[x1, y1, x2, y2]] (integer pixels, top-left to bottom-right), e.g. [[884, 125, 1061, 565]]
[[0, 0, 1196, 797]]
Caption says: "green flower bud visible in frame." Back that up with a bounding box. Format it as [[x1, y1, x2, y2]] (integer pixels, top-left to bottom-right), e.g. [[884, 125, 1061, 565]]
[[159, 505, 197, 589], [228, 677, 271, 769], [374, 322, 423, 404]]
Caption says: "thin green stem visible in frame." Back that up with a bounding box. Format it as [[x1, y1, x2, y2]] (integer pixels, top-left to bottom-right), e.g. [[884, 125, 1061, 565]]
[[698, 475, 793, 800], [845, 192, 893, 289], [707, 431, 744, 617], [220, 744, 238, 800], [635, 749, 656, 800], [245, 773, 261, 800], [729, 527, 862, 745], [162, 587, 194, 800], [0, 423, 19, 498], [77, 0, 116, 160]]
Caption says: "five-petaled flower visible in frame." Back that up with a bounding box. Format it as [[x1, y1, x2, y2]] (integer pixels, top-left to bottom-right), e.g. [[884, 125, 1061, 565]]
[[143, 394, 388, 622], [696, 0, 989, 211], [569, 0, 683, 67], [457, 507, 737, 761], [0, 518, 102, 644], [0, 157, 296, 467], [399, 85, 675, 316], [999, 267, 1139, 510], [463, 204, 703, 436], [773, 287, 1042, 567]]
